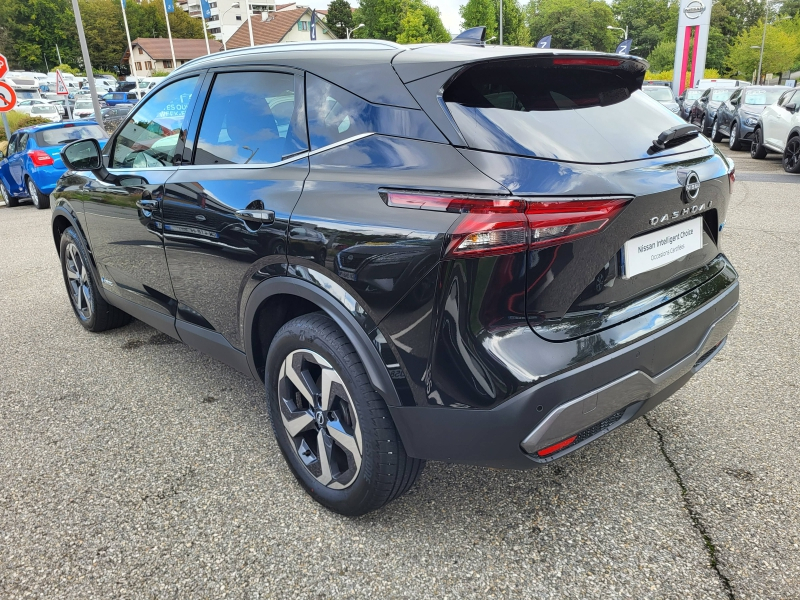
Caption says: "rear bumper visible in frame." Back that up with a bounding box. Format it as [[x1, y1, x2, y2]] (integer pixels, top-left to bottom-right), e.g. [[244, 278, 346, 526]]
[[390, 259, 739, 469]]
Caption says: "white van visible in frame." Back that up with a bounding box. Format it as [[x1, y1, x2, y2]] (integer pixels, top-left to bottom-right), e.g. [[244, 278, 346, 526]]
[[137, 76, 166, 94]]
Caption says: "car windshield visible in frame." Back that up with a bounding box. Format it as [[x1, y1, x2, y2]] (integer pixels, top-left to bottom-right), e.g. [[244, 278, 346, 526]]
[[711, 90, 733, 101], [35, 125, 106, 147], [743, 89, 785, 106], [32, 105, 57, 114], [75, 100, 94, 109], [686, 90, 703, 100], [642, 87, 674, 101]]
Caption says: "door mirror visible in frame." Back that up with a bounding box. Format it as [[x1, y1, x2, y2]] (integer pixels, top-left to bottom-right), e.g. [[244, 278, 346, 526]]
[[61, 138, 102, 171], [785, 103, 797, 112]]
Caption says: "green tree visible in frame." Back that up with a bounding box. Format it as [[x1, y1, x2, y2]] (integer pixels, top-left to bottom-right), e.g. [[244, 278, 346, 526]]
[[646, 39, 675, 72], [495, 0, 529, 45], [397, 0, 450, 43], [610, 0, 671, 60], [354, 0, 405, 40], [527, 0, 616, 51], [725, 19, 800, 80], [460, 0, 497, 41], [326, 0, 354, 39]]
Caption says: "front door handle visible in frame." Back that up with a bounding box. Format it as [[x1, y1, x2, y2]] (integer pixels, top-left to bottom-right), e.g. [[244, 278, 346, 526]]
[[136, 199, 159, 211], [235, 209, 274, 224]]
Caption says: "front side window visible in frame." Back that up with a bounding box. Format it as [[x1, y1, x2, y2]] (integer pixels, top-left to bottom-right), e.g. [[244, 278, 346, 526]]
[[194, 71, 305, 165], [7, 135, 17, 155], [112, 76, 197, 169]]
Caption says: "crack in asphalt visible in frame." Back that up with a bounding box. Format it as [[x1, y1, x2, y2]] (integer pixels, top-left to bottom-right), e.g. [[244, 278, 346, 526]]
[[644, 415, 736, 600]]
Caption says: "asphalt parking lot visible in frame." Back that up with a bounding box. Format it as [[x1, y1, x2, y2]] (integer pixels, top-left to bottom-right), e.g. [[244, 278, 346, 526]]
[[1, 147, 798, 599]]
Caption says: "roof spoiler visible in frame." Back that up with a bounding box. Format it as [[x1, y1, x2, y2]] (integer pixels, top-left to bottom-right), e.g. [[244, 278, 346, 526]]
[[451, 27, 486, 47]]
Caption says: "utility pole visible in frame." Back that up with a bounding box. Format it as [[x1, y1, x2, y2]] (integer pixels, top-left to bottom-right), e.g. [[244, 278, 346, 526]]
[[499, 0, 503, 45], [69, 0, 103, 128], [56, 44, 62, 65], [756, 2, 769, 84]]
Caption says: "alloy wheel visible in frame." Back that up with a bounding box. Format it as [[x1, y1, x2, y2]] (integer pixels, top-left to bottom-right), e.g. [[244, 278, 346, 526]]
[[729, 126, 736, 148], [27, 179, 39, 208], [65, 242, 93, 321], [712, 120, 718, 139], [784, 138, 800, 173], [0, 183, 8, 206], [277, 349, 362, 490], [751, 131, 760, 158]]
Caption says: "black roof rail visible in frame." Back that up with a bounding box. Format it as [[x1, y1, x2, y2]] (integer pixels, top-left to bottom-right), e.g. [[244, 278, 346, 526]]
[[450, 27, 486, 47]]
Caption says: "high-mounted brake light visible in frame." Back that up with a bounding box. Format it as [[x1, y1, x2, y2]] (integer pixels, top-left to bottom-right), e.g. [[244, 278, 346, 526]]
[[383, 192, 630, 258], [28, 150, 54, 167], [552, 57, 623, 67]]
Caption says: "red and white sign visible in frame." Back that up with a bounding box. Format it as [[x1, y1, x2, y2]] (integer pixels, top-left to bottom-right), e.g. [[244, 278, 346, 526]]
[[0, 53, 8, 79], [0, 82, 16, 113], [55, 70, 69, 95]]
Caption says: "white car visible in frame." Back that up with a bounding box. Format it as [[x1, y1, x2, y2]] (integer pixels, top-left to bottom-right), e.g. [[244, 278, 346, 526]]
[[29, 103, 62, 122], [12, 99, 51, 115], [751, 88, 800, 174], [72, 99, 96, 119]]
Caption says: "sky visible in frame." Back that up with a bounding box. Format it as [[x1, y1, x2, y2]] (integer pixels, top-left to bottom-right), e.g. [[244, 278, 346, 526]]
[[304, 0, 464, 35]]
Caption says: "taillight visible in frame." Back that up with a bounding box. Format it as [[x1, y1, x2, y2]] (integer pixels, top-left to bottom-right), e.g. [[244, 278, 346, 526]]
[[382, 191, 630, 258], [28, 150, 54, 167], [552, 57, 623, 67], [728, 166, 735, 192]]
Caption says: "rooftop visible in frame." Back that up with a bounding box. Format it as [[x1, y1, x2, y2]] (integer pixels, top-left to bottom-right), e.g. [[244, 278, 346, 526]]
[[125, 38, 223, 61]]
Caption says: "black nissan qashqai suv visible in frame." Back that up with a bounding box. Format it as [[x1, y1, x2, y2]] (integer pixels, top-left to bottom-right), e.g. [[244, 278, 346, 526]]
[[52, 35, 739, 516]]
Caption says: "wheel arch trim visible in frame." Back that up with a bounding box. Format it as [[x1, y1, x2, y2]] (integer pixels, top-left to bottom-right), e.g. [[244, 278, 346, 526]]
[[243, 276, 402, 407]]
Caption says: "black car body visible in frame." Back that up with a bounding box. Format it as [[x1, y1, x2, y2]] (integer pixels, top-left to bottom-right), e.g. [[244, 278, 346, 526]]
[[51, 40, 739, 515], [689, 87, 735, 135], [713, 86, 790, 150], [678, 88, 703, 121]]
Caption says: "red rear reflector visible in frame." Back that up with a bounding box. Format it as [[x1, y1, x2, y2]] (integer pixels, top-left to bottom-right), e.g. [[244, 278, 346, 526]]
[[537, 435, 578, 457], [28, 150, 54, 167], [383, 192, 630, 258], [728, 167, 735, 191], [552, 57, 623, 67]]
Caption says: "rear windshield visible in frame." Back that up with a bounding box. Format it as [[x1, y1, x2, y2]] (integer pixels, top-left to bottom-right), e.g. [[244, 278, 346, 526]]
[[32, 105, 58, 113], [743, 88, 785, 106], [710, 90, 733, 101], [642, 87, 674, 101], [35, 125, 106, 147], [443, 58, 699, 164], [75, 100, 93, 109]]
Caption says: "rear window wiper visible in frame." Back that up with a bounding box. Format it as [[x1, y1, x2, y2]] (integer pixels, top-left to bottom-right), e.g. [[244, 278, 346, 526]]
[[648, 123, 700, 155]]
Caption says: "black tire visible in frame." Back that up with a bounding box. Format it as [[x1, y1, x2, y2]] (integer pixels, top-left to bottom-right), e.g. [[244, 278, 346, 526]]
[[266, 312, 424, 516], [701, 115, 712, 136], [728, 122, 742, 150], [26, 177, 50, 209], [783, 136, 800, 174], [710, 118, 723, 143], [751, 128, 768, 159], [59, 227, 131, 332], [1, 181, 18, 207]]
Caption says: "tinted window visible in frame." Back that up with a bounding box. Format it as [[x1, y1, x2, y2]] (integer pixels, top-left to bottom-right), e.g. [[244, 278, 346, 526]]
[[112, 76, 197, 169], [443, 59, 696, 163], [36, 125, 107, 147], [306, 73, 442, 150], [194, 71, 304, 165], [7, 135, 17, 155]]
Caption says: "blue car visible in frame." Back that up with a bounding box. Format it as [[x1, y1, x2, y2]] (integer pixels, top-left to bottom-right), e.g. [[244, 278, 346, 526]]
[[0, 121, 108, 209]]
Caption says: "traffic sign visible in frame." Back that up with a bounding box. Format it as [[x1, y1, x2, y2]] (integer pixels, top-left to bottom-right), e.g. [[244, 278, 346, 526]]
[[0, 82, 17, 112], [0, 53, 8, 79], [55, 70, 69, 95]]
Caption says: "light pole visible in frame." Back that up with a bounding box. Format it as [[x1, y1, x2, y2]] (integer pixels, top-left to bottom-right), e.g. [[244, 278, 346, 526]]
[[607, 24, 628, 40], [345, 23, 364, 39], [222, 2, 241, 50]]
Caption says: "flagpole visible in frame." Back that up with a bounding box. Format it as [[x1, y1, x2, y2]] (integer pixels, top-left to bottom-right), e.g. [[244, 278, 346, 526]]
[[120, 0, 142, 101], [163, 0, 177, 69], [246, 1, 254, 47]]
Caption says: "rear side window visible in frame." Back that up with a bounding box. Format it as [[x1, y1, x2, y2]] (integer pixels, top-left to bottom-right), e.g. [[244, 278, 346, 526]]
[[194, 71, 306, 166], [442, 58, 695, 164], [305, 73, 443, 150], [36, 125, 107, 147]]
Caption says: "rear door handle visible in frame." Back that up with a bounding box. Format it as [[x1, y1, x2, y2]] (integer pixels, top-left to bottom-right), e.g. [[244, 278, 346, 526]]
[[235, 209, 274, 224]]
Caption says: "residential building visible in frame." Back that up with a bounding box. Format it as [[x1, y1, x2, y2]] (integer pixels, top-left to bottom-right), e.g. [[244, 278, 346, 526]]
[[178, 0, 334, 45], [124, 38, 223, 77], [226, 6, 337, 48]]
